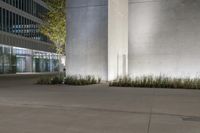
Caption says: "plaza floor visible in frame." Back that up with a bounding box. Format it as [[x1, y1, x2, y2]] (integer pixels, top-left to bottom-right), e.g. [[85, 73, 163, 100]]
[[0, 75, 200, 133]]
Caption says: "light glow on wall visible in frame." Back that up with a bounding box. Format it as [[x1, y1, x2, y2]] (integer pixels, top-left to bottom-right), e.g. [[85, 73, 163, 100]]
[[129, 0, 200, 78], [129, 2, 160, 54]]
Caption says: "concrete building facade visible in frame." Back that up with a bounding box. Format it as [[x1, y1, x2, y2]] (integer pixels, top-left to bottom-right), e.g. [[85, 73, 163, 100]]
[[67, 0, 200, 80], [66, 0, 128, 80], [66, 0, 109, 80], [0, 0, 59, 74], [129, 0, 200, 78]]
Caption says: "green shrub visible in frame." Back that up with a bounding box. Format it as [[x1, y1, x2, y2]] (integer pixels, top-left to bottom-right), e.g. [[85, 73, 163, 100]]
[[109, 75, 200, 89]]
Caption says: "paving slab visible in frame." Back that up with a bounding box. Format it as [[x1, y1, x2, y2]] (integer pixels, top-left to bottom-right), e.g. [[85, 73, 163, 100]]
[[0, 105, 149, 133], [149, 114, 200, 133]]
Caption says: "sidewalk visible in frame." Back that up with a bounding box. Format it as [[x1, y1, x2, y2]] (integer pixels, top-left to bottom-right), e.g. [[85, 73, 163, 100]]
[[0, 77, 200, 133]]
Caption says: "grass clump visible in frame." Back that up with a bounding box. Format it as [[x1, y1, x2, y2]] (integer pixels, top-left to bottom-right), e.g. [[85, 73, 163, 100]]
[[36, 76, 52, 85], [109, 75, 200, 89], [36, 75, 101, 86], [64, 75, 101, 85], [50, 76, 63, 85], [36, 76, 63, 85]]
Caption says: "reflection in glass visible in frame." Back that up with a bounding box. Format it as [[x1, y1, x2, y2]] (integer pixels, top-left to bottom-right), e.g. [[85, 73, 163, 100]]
[[0, 44, 59, 74]]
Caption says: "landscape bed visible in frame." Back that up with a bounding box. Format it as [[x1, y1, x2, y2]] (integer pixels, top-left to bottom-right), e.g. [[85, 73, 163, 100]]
[[36, 75, 101, 86], [109, 76, 200, 89]]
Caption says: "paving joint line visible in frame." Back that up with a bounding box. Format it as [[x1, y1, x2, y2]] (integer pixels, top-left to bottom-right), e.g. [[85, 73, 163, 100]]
[[147, 87, 156, 133], [0, 102, 200, 119]]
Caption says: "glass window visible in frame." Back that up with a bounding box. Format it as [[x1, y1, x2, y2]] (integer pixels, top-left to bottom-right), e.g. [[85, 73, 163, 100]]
[[0, 8, 2, 31], [0, 46, 3, 74], [3, 9, 6, 31], [0, 3, 49, 42]]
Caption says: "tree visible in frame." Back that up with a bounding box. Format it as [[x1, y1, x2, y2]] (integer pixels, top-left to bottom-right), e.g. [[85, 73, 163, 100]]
[[40, 0, 66, 72]]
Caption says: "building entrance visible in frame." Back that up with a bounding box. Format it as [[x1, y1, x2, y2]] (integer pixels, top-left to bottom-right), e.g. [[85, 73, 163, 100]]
[[16, 56, 26, 73]]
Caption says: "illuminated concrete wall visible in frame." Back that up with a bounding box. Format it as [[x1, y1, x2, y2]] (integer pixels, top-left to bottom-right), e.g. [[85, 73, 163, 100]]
[[108, 0, 128, 80], [66, 0, 108, 80], [66, 0, 128, 80], [67, 0, 199, 79], [129, 0, 200, 77]]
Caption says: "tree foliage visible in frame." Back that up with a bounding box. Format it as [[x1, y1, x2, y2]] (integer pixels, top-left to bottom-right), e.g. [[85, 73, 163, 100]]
[[40, 0, 66, 55]]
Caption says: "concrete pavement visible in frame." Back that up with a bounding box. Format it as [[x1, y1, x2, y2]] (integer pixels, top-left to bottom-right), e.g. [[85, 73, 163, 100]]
[[0, 77, 200, 133]]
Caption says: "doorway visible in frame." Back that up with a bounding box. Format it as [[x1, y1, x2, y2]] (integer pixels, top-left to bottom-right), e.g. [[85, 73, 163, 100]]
[[16, 57, 26, 73]]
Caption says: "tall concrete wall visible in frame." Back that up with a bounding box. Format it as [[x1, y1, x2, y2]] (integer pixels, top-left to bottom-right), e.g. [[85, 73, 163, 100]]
[[108, 0, 128, 80], [129, 0, 200, 77], [66, 0, 108, 80], [66, 0, 128, 80]]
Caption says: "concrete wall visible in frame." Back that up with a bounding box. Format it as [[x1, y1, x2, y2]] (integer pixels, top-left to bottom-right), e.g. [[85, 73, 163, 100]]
[[66, 0, 108, 80], [129, 0, 200, 77], [66, 0, 128, 80], [108, 0, 128, 80]]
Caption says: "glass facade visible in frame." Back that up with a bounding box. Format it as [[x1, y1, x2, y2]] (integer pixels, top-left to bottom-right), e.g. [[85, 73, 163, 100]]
[[2, 0, 48, 19], [33, 51, 59, 73], [0, 44, 59, 74], [0, 44, 16, 74], [0, 1, 49, 42], [0, 1, 60, 74]]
